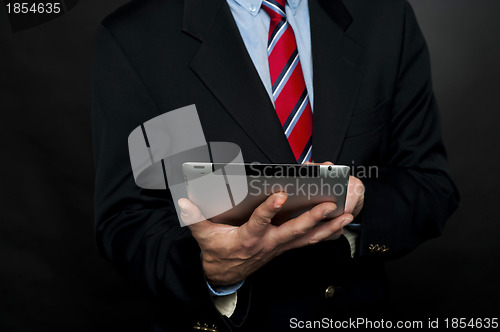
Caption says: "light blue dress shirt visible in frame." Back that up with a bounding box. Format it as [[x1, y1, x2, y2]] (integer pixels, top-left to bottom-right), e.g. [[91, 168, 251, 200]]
[[207, 0, 314, 297], [227, 0, 314, 108]]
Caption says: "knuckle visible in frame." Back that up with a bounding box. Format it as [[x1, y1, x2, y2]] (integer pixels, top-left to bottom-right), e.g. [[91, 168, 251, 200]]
[[305, 209, 317, 221], [288, 218, 307, 237], [261, 214, 273, 224], [241, 237, 258, 251], [292, 227, 307, 237], [262, 242, 276, 255], [254, 204, 265, 215], [307, 207, 324, 221], [253, 207, 273, 224], [330, 221, 342, 233], [308, 236, 320, 245], [261, 233, 279, 254]]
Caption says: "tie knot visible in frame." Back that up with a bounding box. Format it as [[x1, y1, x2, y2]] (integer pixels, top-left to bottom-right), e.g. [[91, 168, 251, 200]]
[[262, 0, 286, 20]]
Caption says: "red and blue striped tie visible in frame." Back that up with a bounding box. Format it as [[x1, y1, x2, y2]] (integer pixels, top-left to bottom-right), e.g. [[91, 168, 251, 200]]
[[262, 0, 313, 163]]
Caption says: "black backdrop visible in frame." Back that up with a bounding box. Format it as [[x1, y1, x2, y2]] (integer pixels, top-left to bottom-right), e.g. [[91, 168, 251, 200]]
[[1, 0, 499, 330]]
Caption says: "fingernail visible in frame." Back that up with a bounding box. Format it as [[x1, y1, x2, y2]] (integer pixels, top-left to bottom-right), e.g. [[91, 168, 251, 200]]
[[274, 193, 287, 208], [342, 217, 353, 227], [323, 208, 336, 217], [178, 200, 189, 216]]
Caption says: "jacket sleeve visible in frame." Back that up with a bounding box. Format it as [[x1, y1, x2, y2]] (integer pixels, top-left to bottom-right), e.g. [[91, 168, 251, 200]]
[[91, 24, 230, 326], [357, 2, 460, 259]]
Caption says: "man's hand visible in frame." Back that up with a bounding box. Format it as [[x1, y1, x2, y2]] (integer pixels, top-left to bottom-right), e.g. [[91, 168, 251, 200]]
[[305, 161, 365, 217], [179, 195, 353, 286], [346, 175, 365, 217]]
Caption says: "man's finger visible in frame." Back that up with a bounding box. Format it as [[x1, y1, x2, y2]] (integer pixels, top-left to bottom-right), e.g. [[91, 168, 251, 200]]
[[353, 195, 365, 217], [324, 229, 345, 241], [282, 213, 353, 251], [272, 202, 337, 245], [305, 213, 353, 244], [345, 176, 365, 215], [240, 193, 287, 238], [303, 161, 334, 165]]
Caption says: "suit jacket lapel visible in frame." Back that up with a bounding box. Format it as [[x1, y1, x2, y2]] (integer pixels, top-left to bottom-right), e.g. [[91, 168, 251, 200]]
[[183, 0, 296, 163], [309, 0, 366, 163], [182, 0, 365, 164]]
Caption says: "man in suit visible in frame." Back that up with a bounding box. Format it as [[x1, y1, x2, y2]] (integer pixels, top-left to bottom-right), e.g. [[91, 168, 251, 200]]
[[92, 0, 459, 330]]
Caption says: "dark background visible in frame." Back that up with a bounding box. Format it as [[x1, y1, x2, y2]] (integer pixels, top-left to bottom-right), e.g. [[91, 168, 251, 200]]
[[1, 0, 499, 330]]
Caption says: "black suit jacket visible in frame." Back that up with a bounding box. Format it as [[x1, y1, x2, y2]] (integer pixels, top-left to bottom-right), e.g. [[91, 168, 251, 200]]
[[92, 0, 459, 330]]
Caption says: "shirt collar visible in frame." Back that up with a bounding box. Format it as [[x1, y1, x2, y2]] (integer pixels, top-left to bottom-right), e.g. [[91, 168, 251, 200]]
[[231, 0, 301, 16]]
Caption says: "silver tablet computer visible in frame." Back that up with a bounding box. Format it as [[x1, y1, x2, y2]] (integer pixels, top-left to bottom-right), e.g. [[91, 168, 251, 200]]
[[182, 163, 350, 226]]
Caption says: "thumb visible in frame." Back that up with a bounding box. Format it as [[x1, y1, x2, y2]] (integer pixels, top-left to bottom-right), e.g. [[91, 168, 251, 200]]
[[178, 198, 207, 227]]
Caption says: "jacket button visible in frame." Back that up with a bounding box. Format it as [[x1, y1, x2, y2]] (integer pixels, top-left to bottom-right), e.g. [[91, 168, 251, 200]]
[[192, 322, 218, 331], [369, 244, 389, 253], [325, 285, 335, 299]]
